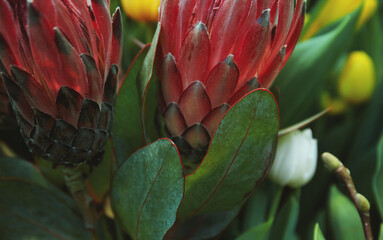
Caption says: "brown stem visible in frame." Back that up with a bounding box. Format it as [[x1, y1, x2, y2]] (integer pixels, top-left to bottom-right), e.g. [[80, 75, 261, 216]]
[[334, 166, 373, 240], [62, 166, 98, 240], [322, 153, 373, 240]]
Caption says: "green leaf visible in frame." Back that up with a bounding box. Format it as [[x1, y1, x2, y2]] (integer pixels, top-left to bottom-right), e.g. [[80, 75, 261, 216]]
[[327, 185, 364, 240], [179, 89, 279, 219], [241, 182, 271, 231], [379, 224, 383, 240], [88, 140, 114, 202], [0, 180, 90, 240], [113, 45, 150, 164], [170, 206, 242, 240], [138, 23, 160, 97], [0, 157, 75, 210], [373, 135, 383, 218], [269, 190, 300, 240], [111, 139, 184, 240], [0, 157, 89, 239], [140, 24, 162, 144], [275, 8, 361, 127], [236, 218, 273, 240], [313, 223, 326, 240]]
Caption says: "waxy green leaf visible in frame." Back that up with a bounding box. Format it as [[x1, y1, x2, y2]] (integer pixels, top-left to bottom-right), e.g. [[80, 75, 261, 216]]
[[275, 7, 361, 127], [327, 185, 364, 240], [313, 223, 326, 240], [373, 135, 383, 218], [179, 89, 279, 219], [269, 190, 300, 240], [113, 45, 150, 164], [0, 157, 89, 240], [111, 139, 184, 240]]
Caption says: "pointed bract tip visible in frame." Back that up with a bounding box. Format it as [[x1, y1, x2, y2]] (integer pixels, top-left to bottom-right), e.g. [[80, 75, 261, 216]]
[[258, 9, 270, 27], [27, 1, 40, 24], [223, 54, 237, 68], [54, 27, 73, 56]]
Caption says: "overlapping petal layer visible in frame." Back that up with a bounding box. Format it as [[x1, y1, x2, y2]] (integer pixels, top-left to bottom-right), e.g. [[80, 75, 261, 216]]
[[0, 0, 122, 166], [158, 0, 305, 151]]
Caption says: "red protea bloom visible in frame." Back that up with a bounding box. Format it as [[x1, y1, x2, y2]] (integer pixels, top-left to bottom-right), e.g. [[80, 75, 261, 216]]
[[0, 0, 122, 166], [157, 0, 305, 152]]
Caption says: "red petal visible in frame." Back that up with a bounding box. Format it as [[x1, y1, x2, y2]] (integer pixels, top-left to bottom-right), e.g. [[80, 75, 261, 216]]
[[259, 46, 286, 88], [10, 66, 56, 117], [0, 33, 19, 74], [179, 81, 211, 126], [182, 124, 210, 149], [205, 55, 239, 108], [91, 0, 112, 74], [159, 0, 179, 56], [111, 8, 122, 65], [27, 2, 64, 98], [173, 0, 196, 56], [54, 28, 88, 97], [228, 77, 260, 105], [208, 0, 251, 71], [81, 54, 103, 104], [51, 0, 86, 54], [56, 86, 84, 127], [202, 104, 230, 136], [164, 103, 187, 136], [2, 73, 34, 125], [285, 1, 305, 63], [160, 53, 183, 105], [0, 0, 20, 63], [270, 0, 294, 58], [235, 10, 270, 86], [179, 22, 210, 88]]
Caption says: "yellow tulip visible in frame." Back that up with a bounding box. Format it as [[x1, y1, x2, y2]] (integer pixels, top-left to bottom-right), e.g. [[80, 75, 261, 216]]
[[338, 51, 376, 104], [303, 0, 377, 40], [321, 92, 348, 115], [121, 0, 161, 22]]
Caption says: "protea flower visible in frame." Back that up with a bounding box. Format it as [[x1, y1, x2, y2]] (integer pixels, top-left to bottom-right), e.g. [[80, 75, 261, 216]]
[[157, 0, 305, 152], [0, 0, 122, 166]]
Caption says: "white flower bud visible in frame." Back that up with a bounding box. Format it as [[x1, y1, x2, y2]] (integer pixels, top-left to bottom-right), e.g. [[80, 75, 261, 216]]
[[268, 129, 318, 188]]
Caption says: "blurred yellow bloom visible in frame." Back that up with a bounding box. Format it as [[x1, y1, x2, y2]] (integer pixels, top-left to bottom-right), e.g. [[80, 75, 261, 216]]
[[338, 51, 376, 104], [121, 0, 161, 22], [303, 0, 377, 40], [321, 92, 348, 115]]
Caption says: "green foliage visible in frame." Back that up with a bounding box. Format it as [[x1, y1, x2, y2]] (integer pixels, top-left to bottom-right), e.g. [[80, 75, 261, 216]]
[[113, 45, 149, 164], [313, 223, 326, 240], [275, 7, 361, 127], [179, 89, 279, 219], [236, 218, 273, 240], [111, 139, 184, 240], [0, 157, 89, 240], [373, 135, 383, 218], [269, 190, 300, 240], [327, 185, 364, 240]]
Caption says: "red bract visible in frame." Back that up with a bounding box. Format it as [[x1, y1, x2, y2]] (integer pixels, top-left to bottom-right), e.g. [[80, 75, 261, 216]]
[[158, 0, 305, 151], [0, 0, 122, 166]]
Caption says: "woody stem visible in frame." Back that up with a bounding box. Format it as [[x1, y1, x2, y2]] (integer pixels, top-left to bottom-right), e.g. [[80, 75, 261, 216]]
[[62, 166, 98, 240]]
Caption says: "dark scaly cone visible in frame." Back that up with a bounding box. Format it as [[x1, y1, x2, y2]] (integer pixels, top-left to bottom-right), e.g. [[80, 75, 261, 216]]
[[1, 65, 117, 167], [0, 0, 122, 166]]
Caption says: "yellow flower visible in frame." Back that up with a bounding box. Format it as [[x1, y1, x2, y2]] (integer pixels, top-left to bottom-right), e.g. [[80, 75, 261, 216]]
[[303, 0, 377, 40], [121, 0, 161, 22], [338, 51, 376, 104], [321, 92, 348, 115]]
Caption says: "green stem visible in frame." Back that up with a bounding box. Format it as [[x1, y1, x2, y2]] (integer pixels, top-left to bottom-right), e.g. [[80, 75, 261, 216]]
[[268, 185, 284, 220], [62, 166, 98, 240]]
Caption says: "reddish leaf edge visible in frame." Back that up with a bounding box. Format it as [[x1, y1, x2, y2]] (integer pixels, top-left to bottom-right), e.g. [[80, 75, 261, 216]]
[[184, 88, 280, 219], [116, 44, 151, 95]]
